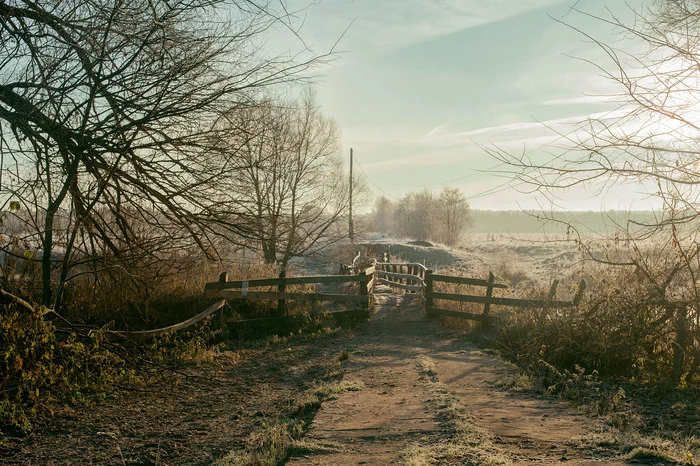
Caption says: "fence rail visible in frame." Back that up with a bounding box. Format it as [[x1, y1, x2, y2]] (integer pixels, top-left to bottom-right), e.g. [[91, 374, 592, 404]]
[[425, 269, 585, 322], [206, 266, 376, 316]]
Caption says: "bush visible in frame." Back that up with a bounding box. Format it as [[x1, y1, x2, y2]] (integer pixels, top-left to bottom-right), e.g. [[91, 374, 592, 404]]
[[0, 301, 141, 434], [493, 264, 698, 384]]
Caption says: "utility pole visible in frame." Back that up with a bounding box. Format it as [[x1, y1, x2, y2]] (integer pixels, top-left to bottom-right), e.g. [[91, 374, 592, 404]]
[[349, 148, 354, 244]]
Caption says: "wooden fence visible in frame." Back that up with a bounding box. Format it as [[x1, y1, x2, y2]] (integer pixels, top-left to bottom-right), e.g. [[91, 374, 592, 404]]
[[205, 266, 376, 317], [425, 270, 586, 323]]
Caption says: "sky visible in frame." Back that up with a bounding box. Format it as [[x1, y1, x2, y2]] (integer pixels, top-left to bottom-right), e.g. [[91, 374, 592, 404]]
[[267, 0, 652, 211]]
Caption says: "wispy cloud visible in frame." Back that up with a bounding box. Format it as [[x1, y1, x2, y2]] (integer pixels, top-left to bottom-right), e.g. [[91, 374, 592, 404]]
[[421, 121, 452, 139], [417, 109, 631, 148], [542, 95, 618, 106], [281, 0, 566, 57]]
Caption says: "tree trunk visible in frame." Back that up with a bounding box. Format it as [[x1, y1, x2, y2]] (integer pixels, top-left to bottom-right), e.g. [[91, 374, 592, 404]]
[[42, 208, 56, 306], [672, 304, 688, 384]]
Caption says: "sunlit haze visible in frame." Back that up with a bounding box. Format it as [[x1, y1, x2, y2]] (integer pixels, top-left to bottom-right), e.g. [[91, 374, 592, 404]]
[[268, 0, 654, 211]]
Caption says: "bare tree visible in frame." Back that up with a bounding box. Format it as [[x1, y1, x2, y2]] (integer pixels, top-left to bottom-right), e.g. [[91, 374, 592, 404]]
[[489, 0, 700, 382], [0, 0, 327, 305], [436, 187, 471, 247], [217, 92, 351, 268]]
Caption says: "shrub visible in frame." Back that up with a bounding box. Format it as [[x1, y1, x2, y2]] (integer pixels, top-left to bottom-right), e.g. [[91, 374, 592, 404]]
[[493, 263, 698, 384], [0, 301, 141, 434]]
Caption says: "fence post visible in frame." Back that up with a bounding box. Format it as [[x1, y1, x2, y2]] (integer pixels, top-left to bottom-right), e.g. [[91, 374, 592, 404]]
[[277, 270, 286, 316], [482, 271, 495, 323], [547, 279, 559, 301], [217, 272, 227, 323], [360, 268, 372, 315], [425, 269, 433, 317], [572, 279, 586, 306]]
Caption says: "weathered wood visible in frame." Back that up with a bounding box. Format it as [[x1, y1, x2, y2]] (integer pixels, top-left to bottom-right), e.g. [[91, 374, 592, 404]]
[[277, 270, 286, 316], [215, 290, 371, 304], [361, 268, 372, 310], [377, 278, 424, 292], [428, 291, 577, 308], [547, 279, 559, 301], [572, 279, 586, 305], [376, 262, 428, 273], [375, 270, 425, 284], [429, 273, 508, 288], [366, 275, 376, 294], [426, 307, 495, 322], [425, 269, 434, 313], [483, 271, 495, 320], [204, 274, 367, 291], [116, 299, 227, 340]]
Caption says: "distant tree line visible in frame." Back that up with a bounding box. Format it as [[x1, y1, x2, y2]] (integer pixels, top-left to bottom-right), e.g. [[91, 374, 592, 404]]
[[372, 188, 471, 247]]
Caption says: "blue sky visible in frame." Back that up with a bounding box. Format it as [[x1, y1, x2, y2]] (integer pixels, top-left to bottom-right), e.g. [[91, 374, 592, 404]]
[[268, 0, 651, 210]]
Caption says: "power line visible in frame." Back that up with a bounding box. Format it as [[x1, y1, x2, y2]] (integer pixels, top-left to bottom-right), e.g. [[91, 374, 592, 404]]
[[351, 155, 401, 200], [352, 152, 525, 204]]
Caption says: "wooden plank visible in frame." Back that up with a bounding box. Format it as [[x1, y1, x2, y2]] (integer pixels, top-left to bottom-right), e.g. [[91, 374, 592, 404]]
[[376, 262, 428, 273], [215, 290, 370, 304], [427, 307, 495, 322], [377, 278, 424, 292], [115, 299, 227, 339], [376, 270, 425, 284], [429, 273, 508, 288], [205, 278, 280, 289], [429, 292, 575, 308], [366, 276, 376, 294], [204, 274, 366, 290]]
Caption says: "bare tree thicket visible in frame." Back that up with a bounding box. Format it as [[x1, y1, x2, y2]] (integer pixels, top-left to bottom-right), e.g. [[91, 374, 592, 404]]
[[490, 0, 700, 382], [0, 0, 327, 306], [373, 188, 471, 247], [216, 93, 357, 268]]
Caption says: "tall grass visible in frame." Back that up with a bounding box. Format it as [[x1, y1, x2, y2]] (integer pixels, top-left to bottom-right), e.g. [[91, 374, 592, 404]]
[[434, 261, 698, 385]]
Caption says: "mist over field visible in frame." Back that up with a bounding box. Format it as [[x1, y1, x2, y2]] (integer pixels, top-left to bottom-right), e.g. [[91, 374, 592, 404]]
[[468, 210, 659, 234]]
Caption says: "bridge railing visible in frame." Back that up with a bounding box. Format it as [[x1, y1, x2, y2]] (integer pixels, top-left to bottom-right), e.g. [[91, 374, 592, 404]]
[[374, 262, 427, 293]]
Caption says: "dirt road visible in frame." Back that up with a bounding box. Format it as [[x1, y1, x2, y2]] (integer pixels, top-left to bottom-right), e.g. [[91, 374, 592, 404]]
[[288, 293, 624, 465], [5, 292, 633, 465]]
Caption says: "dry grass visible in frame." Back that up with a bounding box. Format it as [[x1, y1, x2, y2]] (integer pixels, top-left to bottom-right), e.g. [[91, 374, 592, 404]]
[[215, 379, 365, 466], [402, 355, 514, 465]]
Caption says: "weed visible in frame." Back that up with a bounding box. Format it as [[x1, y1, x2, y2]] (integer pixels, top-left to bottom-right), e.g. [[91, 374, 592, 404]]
[[401, 355, 513, 465], [216, 380, 364, 465]]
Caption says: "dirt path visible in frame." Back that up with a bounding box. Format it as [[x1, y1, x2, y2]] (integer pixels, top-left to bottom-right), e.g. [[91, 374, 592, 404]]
[[289, 293, 623, 465]]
